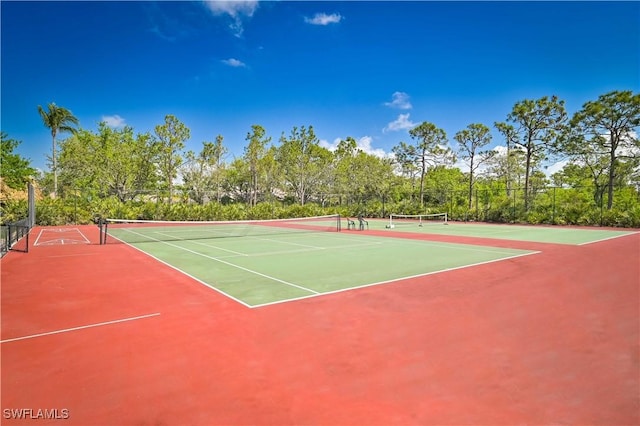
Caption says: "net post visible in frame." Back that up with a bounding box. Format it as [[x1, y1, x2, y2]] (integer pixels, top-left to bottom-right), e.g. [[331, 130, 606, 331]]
[[98, 217, 108, 245], [102, 220, 108, 244], [337, 214, 341, 232]]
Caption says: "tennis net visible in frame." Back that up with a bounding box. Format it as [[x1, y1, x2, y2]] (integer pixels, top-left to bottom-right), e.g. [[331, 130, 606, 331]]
[[387, 213, 448, 228], [101, 214, 341, 244]]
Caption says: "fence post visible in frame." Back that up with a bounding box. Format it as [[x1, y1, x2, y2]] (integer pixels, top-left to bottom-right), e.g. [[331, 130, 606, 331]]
[[28, 183, 36, 227], [552, 186, 556, 225], [475, 189, 479, 221]]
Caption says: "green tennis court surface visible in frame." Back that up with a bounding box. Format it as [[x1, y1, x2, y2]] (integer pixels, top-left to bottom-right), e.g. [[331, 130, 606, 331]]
[[374, 219, 636, 245], [107, 224, 535, 307]]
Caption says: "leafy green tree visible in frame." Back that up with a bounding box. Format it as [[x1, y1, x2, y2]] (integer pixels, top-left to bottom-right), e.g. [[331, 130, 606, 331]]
[[357, 153, 396, 213], [182, 135, 224, 204], [420, 166, 467, 215], [130, 132, 159, 195], [494, 122, 520, 196], [333, 140, 395, 209], [454, 123, 495, 210], [551, 163, 593, 188], [99, 124, 159, 201], [565, 90, 640, 209], [259, 146, 282, 205], [333, 137, 359, 203], [57, 124, 159, 201], [57, 129, 98, 195], [497, 95, 567, 209], [391, 140, 420, 200], [224, 157, 251, 203], [37, 103, 79, 197], [392, 121, 454, 206], [0, 133, 37, 189], [277, 125, 331, 205], [211, 135, 228, 203], [154, 115, 190, 203], [244, 125, 272, 206]]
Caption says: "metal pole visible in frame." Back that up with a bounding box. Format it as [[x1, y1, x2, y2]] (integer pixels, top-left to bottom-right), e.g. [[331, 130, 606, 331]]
[[552, 186, 556, 225]]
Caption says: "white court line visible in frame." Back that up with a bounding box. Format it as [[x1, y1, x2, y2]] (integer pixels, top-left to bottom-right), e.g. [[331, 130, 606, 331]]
[[578, 231, 639, 246], [377, 237, 530, 256], [45, 253, 101, 258], [155, 227, 328, 250], [33, 229, 47, 246], [34, 228, 90, 246], [110, 237, 253, 308], [121, 229, 319, 295], [249, 241, 383, 257], [213, 241, 384, 260], [155, 231, 249, 256], [0, 313, 160, 344], [252, 250, 542, 308], [251, 236, 326, 250]]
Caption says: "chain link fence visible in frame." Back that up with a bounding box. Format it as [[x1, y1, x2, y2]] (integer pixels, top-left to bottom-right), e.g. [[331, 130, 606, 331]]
[[1, 183, 34, 256], [35, 183, 640, 228]]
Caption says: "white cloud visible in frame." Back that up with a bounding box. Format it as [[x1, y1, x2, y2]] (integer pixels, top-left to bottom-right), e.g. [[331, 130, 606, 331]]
[[383, 113, 416, 133], [356, 136, 389, 158], [320, 136, 390, 159], [202, 0, 259, 37], [545, 159, 569, 177], [384, 92, 412, 110], [304, 13, 343, 25], [490, 145, 567, 177], [102, 115, 126, 128], [203, 0, 258, 17], [318, 139, 335, 151], [492, 145, 508, 156], [491, 145, 526, 156], [221, 58, 246, 67]]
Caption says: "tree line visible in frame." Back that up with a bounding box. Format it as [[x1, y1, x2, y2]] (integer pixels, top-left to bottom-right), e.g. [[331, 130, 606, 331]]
[[1, 90, 639, 227]]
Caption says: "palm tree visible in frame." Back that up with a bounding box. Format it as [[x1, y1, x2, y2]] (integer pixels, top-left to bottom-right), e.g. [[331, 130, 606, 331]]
[[37, 103, 79, 198]]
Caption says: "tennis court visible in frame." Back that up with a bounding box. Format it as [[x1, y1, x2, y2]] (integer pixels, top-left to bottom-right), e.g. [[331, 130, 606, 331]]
[[104, 215, 536, 307], [375, 215, 636, 245], [2, 218, 639, 425]]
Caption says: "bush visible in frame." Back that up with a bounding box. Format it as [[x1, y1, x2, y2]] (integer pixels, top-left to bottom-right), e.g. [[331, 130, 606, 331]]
[[35, 199, 66, 226], [27, 190, 640, 228], [0, 199, 28, 224], [246, 202, 280, 220]]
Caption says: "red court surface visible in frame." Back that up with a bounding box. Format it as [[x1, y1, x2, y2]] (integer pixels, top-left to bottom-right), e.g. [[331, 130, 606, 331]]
[[1, 224, 639, 425]]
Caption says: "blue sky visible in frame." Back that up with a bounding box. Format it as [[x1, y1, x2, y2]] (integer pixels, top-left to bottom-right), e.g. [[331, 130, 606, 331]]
[[2, 1, 638, 172]]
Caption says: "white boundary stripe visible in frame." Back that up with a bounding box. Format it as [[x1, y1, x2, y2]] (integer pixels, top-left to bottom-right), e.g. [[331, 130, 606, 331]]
[[252, 251, 542, 308], [380, 237, 531, 256], [34, 228, 91, 246], [194, 241, 385, 261], [45, 253, 101, 258], [109, 229, 540, 309], [109, 235, 254, 308], [121, 229, 319, 295], [0, 313, 160, 344], [251, 236, 326, 250], [578, 231, 639, 246], [156, 232, 249, 256]]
